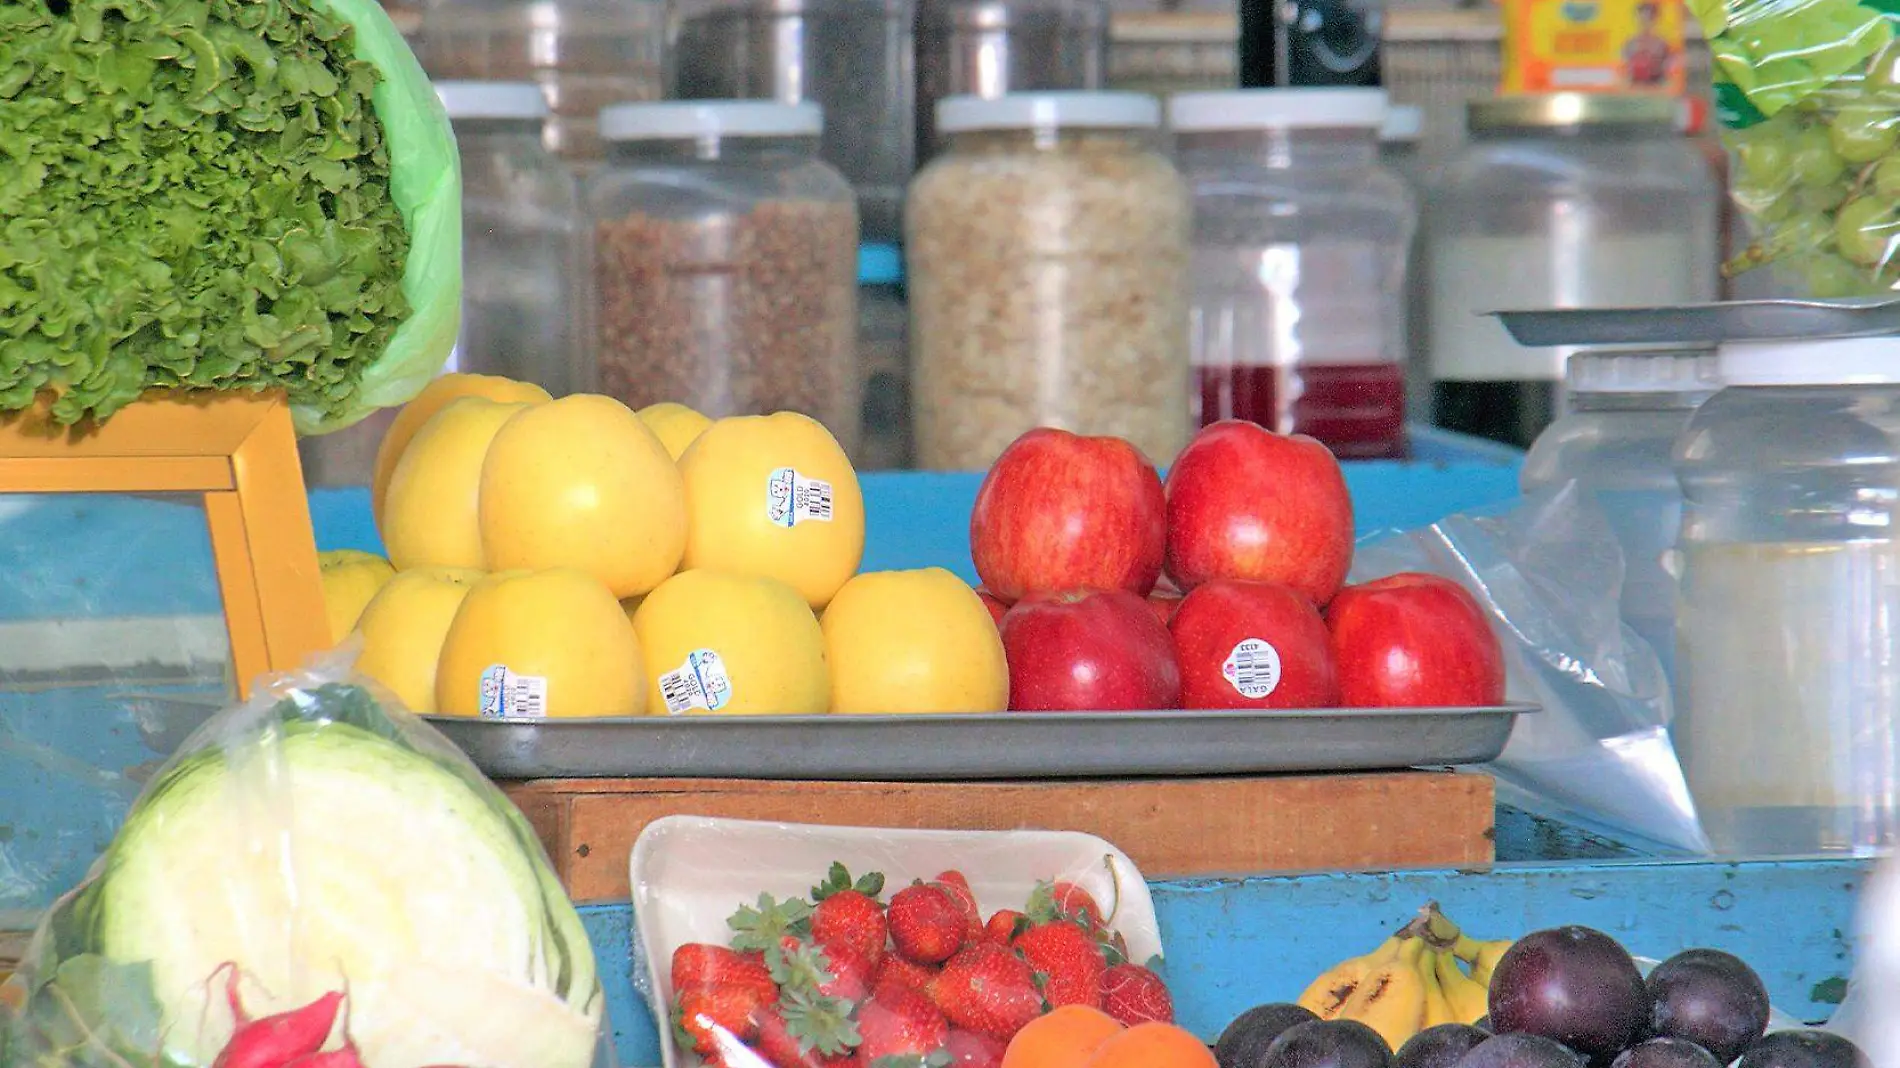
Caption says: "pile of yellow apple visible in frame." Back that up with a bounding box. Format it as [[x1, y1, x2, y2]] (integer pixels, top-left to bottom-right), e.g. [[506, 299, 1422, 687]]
[[317, 375, 1008, 719]]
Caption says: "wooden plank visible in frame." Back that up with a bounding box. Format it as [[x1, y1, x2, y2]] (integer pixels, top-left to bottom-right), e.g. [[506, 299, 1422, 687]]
[[227, 399, 328, 684], [505, 772, 1496, 903], [0, 391, 276, 458], [0, 456, 232, 492]]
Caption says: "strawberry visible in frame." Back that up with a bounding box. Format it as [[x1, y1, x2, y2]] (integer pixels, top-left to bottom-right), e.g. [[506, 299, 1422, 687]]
[[673, 943, 778, 997], [817, 943, 875, 1003], [944, 1029, 1007, 1068], [873, 954, 940, 1001], [1026, 881, 1104, 932], [730, 893, 817, 953], [1013, 920, 1106, 1009], [926, 943, 1044, 1043], [673, 982, 772, 1057], [812, 862, 890, 966], [982, 910, 1028, 946], [932, 871, 983, 946], [888, 883, 967, 965], [1100, 962, 1174, 1026], [753, 988, 861, 1068], [857, 985, 950, 1062]]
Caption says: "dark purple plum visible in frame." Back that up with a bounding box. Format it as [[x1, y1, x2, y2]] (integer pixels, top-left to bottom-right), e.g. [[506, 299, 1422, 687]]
[[1646, 950, 1771, 1065], [1454, 1032, 1587, 1068], [1262, 1019, 1394, 1068], [1217, 1004, 1323, 1068], [1612, 1038, 1724, 1068], [1396, 1023, 1492, 1068], [1736, 1031, 1870, 1068], [1488, 926, 1650, 1059]]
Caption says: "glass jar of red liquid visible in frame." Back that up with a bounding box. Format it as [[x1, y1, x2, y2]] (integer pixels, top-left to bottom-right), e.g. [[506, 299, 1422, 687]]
[[1168, 88, 1415, 458]]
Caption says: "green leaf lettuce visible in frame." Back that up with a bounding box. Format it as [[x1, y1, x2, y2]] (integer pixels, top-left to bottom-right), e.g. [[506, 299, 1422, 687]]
[[0, 0, 460, 433]]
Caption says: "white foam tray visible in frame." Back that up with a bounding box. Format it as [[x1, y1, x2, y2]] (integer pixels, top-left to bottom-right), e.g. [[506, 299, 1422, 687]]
[[628, 816, 1163, 1068]]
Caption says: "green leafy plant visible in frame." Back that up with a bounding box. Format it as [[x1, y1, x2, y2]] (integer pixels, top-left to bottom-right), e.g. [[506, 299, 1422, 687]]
[[0, 0, 415, 426]]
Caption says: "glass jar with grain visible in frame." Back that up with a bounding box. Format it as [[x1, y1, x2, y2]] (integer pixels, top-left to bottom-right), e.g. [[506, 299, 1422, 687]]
[[905, 92, 1192, 471], [585, 101, 862, 454]]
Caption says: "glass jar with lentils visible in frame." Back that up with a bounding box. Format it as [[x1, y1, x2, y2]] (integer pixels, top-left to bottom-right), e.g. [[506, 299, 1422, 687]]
[[586, 101, 862, 454]]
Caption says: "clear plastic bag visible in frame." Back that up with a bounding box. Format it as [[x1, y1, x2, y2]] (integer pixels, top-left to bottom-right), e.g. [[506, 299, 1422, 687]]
[[628, 816, 1169, 1068], [1351, 483, 1712, 855], [0, 647, 607, 1068], [1703, 0, 1900, 296]]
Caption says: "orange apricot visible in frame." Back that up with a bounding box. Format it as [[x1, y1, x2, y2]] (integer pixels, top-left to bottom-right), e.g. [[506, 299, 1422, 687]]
[[1082, 1021, 1219, 1068], [1002, 1005, 1127, 1068]]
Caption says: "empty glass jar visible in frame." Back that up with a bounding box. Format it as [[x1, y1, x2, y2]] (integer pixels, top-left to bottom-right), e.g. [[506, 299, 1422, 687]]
[[438, 81, 587, 395], [914, 0, 1109, 165], [670, 0, 914, 244], [411, 0, 667, 163]]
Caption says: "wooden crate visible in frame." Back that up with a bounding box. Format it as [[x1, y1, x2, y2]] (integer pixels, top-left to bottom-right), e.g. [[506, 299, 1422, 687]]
[[505, 771, 1496, 903]]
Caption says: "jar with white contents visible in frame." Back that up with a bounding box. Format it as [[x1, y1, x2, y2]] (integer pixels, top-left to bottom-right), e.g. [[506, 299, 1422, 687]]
[[905, 92, 1192, 471]]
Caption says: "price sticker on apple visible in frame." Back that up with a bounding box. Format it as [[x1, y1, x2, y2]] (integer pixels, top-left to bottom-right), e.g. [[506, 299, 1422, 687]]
[[1222, 638, 1282, 700]]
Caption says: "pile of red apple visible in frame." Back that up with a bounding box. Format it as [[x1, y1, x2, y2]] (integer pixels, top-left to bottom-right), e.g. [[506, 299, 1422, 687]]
[[971, 422, 1508, 712]]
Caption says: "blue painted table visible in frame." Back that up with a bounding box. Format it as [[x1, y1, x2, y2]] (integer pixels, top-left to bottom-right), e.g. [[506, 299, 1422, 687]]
[[0, 425, 1873, 1066], [582, 860, 1868, 1067]]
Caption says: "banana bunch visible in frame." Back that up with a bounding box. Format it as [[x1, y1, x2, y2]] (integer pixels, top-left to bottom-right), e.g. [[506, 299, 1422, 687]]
[[1295, 903, 1516, 1050]]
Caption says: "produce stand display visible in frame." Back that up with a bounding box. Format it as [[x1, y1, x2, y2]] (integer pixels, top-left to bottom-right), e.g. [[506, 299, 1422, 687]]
[[0, 413, 1879, 1066]]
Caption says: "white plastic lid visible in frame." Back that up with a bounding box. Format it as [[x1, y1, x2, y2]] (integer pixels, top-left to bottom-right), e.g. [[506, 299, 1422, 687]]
[[434, 81, 548, 120], [598, 101, 823, 142], [1567, 350, 1721, 394], [1168, 88, 1388, 132], [1717, 337, 1900, 386], [1381, 104, 1423, 143], [937, 92, 1162, 134]]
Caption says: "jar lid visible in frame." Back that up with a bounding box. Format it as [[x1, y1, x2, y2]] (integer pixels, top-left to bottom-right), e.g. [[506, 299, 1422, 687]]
[[1717, 337, 1900, 386], [1567, 349, 1720, 394], [1168, 89, 1387, 132], [1467, 93, 1679, 132], [859, 243, 903, 286], [1381, 104, 1423, 143], [434, 81, 548, 121], [598, 101, 823, 142], [936, 92, 1161, 134]]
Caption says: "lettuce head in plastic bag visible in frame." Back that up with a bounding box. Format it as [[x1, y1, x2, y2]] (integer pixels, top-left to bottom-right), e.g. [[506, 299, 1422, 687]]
[[0, 652, 604, 1068], [0, 0, 460, 435]]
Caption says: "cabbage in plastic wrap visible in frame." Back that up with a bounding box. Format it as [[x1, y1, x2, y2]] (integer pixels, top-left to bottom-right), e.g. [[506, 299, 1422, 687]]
[[0, 657, 604, 1068]]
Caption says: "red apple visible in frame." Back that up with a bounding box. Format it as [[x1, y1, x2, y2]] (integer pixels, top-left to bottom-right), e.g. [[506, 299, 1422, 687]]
[[1169, 579, 1339, 710], [1164, 420, 1355, 606], [1000, 589, 1181, 711], [1146, 593, 1183, 626], [971, 429, 1166, 602], [1326, 572, 1506, 707], [975, 587, 1009, 628]]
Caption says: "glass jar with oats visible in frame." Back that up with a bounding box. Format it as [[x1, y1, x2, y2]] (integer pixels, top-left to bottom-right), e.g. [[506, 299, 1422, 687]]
[[905, 92, 1193, 471]]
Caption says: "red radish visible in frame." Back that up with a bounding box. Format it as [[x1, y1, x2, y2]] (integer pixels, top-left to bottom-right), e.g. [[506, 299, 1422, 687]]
[[213, 990, 346, 1068], [283, 1051, 367, 1068]]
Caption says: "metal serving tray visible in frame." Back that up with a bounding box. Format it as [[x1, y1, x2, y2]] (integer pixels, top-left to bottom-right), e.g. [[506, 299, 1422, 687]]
[[1489, 296, 1900, 348], [425, 705, 1534, 781]]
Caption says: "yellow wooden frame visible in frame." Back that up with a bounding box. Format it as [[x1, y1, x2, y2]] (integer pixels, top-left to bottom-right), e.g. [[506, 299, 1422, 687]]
[[0, 391, 329, 698]]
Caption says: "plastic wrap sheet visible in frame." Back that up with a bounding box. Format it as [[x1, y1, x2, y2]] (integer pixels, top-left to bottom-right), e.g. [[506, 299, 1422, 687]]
[[1352, 483, 1712, 855]]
